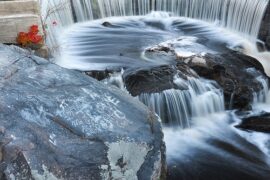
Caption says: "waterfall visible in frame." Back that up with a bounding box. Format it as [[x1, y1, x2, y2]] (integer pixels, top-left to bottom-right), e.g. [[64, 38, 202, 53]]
[[253, 75, 269, 103], [139, 77, 224, 128], [100, 71, 224, 128], [155, 0, 269, 40], [246, 68, 269, 104], [103, 70, 127, 92], [70, 0, 269, 40], [72, 0, 151, 20], [38, 0, 74, 54], [39, 0, 269, 54]]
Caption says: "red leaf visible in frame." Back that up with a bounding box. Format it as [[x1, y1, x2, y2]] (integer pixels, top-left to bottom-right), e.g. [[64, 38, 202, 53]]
[[28, 32, 43, 44], [29, 25, 39, 34], [17, 32, 29, 46], [17, 25, 43, 46]]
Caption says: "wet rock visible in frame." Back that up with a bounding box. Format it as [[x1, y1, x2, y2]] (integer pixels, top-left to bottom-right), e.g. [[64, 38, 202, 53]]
[[101, 21, 120, 28], [258, 3, 270, 51], [0, 44, 165, 180], [123, 64, 198, 96], [34, 45, 50, 59], [85, 69, 116, 81], [123, 65, 176, 96], [236, 112, 270, 133], [146, 44, 172, 53], [102, 21, 112, 27], [182, 51, 268, 110]]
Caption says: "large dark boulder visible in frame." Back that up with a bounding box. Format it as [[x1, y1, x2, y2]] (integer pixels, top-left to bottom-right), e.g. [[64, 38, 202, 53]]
[[182, 51, 268, 110], [0, 45, 165, 180]]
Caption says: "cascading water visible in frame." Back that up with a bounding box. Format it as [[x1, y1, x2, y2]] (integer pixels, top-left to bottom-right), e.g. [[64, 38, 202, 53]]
[[139, 77, 224, 127], [246, 68, 270, 104], [70, 0, 269, 40], [39, 0, 270, 55], [103, 70, 127, 92], [38, 0, 74, 53], [40, 0, 270, 79], [246, 67, 270, 112], [99, 64, 270, 179], [155, 0, 269, 40]]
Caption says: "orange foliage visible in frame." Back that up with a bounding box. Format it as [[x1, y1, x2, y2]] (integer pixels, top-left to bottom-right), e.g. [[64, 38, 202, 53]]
[[29, 25, 39, 34], [17, 25, 43, 47]]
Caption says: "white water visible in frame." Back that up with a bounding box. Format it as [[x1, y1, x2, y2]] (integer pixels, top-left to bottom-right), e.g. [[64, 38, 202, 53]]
[[103, 70, 127, 92], [155, 0, 269, 41], [252, 76, 270, 112], [164, 112, 270, 179], [139, 76, 224, 127], [40, 1, 270, 80], [38, 0, 74, 54], [71, 0, 269, 41], [233, 113, 270, 157], [40, 0, 270, 56]]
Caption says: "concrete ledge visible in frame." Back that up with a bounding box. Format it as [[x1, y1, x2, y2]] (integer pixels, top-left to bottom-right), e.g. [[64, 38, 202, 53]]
[[0, 0, 39, 16], [0, 14, 41, 43], [0, 0, 42, 44]]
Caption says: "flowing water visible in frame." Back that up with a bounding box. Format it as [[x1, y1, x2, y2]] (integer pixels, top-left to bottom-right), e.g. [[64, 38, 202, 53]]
[[139, 77, 224, 127], [65, 0, 269, 40], [58, 14, 248, 71], [38, 0, 74, 53], [71, 0, 269, 41], [40, 0, 270, 71], [102, 65, 270, 179], [40, 0, 270, 179]]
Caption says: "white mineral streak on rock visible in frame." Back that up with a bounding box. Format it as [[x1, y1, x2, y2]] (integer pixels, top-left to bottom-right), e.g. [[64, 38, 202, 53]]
[[49, 133, 57, 146], [105, 141, 150, 180], [20, 104, 53, 127], [31, 165, 61, 180]]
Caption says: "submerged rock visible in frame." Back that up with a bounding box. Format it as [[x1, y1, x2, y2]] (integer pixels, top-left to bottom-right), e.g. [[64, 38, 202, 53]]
[[0, 45, 165, 180], [85, 69, 116, 81], [236, 112, 270, 133], [123, 65, 177, 96]]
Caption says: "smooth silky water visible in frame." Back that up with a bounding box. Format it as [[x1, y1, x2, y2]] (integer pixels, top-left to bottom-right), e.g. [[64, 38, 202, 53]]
[[40, 0, 270, 179], [40, 0, 270, 75]]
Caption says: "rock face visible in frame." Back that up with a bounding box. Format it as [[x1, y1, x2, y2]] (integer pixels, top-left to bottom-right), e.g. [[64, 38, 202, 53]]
[[259, 2, 270, 50], [183, 51, 268, 110], [236, 112, 270, 133], [0, 45, 165, 180]]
